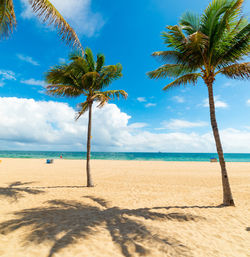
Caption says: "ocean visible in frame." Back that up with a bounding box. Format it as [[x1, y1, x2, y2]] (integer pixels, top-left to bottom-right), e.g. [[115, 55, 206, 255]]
[[0, 151, 250, 162]]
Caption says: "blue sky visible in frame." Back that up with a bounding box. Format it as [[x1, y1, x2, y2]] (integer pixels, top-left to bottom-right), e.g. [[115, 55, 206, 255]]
[[0, 0, 249, 152]]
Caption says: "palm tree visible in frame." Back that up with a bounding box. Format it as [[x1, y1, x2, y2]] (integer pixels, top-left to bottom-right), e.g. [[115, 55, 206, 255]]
[[148, 0, 250, 206], [46, 48, 127, 187], [0, 0, 82, 49]]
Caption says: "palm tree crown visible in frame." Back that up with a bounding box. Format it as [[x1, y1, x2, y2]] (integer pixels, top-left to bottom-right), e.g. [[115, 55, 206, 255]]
[[46, 48, 127, 118], [148, 0, 249, 86], [0, 0, 82, 49]]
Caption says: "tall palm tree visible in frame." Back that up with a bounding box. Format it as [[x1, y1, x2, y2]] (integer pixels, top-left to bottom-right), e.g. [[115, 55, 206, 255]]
[[46, 48, 127, 187], [148, 0, 249, 206], [0, 0, 82, 49]]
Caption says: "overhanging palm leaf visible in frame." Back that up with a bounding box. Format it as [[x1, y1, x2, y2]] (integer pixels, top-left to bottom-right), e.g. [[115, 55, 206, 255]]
[[0, 0, 82, 50], [0, 0, 16, 39], [148, 0, 250, 206]]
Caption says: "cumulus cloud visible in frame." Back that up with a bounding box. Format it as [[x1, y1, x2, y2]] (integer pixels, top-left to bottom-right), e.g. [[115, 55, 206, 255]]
[[17, 54, 39, 66], [160, 119, 208, 130], [173, 96, 185, 103], [137, 97, 146, 102], [20, 0, 105, 37], [21, 78, 46, 87], [145, 103, 156, 108], [0, 97, 250, 152], [203, 96, 228, 108], [246, 99, 250, 106]]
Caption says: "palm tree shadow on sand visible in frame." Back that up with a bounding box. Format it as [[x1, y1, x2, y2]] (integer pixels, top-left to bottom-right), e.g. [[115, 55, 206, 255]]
[[0, 181, 44, 202], [0, 196, 207, 257]]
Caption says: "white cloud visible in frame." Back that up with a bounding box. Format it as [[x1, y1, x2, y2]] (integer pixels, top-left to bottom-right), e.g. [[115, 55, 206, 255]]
[[173, 96, 185, 103], [21, 78, 46, 87], [0, 70, 16, 87], [137, 97, 146, 102], [145, 103, 156, 108], [246, 99, 250, 106], [128, 123, 148, 129], [17, 54, 39, 66], [159, 119, 207, 130], [0, 70, 16, 81], [20, 0, 105, 37], [203, 96, 228, 108], [1, 97, 250, 152]]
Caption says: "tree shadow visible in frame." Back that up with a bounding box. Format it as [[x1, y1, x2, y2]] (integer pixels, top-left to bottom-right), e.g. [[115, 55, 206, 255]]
[[0, 196, 206, 257], [29, 186, 86, 189], [152, 205, 226, 210], [0, 181, 44, 202]]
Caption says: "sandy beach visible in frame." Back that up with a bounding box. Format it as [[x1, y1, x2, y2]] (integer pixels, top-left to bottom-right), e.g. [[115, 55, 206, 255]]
[[0, 159, 249, 257]]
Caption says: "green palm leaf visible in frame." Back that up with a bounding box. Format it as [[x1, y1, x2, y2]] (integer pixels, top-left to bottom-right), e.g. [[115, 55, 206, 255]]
[[76, 101, 89, 120], [163, 73, 201, 90], [0, 0, 16, 39], [29, 0, 82, 49], [218, 62, 250, 79]]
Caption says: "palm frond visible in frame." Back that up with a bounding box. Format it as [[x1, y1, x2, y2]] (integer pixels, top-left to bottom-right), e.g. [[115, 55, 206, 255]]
[[147, 64, 193, 79], [218, 62, 250, 79], [96, 54, 105, 72], [84, 47, 95, 72], [162, 25, 188, 52], [0, 0, 16, 39], [46, 84, 83, 97], [98, 63, 123, 88], [151, 51, 183, 64], [93, 90, 128, 108], [81, 71, 100, 89], [46, 64, 80, 87], [180, 11, 200, 35], [184, 31, 209, 62], [76, 101, 89, 120], [215, 23, 250, 66], [29, 0, 82, 49], [200, 0, 231, 37], [163, 73, 201, 90]]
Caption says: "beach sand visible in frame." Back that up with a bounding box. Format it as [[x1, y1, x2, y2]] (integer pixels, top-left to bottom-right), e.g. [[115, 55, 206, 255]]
[[0, 159, 249, 257]]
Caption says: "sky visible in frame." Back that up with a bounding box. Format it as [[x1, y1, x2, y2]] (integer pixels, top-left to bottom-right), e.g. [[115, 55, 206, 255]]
[[0, 0, 249, 152]]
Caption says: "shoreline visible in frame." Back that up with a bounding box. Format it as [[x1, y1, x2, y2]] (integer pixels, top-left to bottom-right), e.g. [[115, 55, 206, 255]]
[[1, 157, 250, 163]]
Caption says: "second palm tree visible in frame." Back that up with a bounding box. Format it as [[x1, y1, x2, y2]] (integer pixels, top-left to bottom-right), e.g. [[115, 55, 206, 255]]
[[46, 48, 127, 187]]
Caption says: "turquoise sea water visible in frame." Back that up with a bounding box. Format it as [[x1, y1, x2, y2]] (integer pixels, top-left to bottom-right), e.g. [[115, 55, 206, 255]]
[[0, 151, 250, 162]]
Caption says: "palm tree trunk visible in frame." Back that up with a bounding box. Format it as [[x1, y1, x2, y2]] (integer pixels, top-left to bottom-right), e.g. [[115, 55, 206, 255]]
[[86, 102, 94, 187], [207, 82, 234, 206]]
